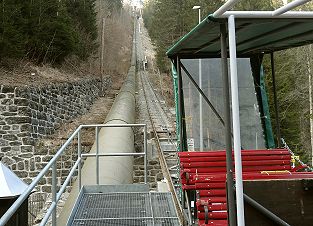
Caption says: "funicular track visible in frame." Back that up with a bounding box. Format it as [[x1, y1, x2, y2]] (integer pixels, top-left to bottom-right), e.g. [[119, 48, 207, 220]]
[[136, 19, 186, 224], [139, 70, 185, 224]]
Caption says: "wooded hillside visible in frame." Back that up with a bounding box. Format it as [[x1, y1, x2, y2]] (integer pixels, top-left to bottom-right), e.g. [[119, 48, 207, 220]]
[[0, 0, 122, 64]]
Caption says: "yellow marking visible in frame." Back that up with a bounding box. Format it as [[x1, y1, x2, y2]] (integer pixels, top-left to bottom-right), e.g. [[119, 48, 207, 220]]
[[260, 170, 290, 175], [291, 155, 300, 161]]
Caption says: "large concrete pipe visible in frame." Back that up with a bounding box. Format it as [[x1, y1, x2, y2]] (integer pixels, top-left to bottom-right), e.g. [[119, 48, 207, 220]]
[[57, 22, 137, 225]]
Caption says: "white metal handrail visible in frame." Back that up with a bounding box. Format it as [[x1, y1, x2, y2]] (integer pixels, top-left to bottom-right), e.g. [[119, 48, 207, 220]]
[[273, 0, 312, 16], [212, 0, 313, 18], [212, 0, 241, 18], [217, 11, 313, 18], [0, 123, 147, 226], [211, 2, 313, 226]]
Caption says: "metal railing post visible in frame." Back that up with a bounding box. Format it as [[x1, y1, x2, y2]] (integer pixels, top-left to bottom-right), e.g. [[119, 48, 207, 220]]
[[96, 126, 100, 185], [52, 163, 57, 226], [220, 23, 237, 226], [0, 123, 147, 226], [78, 129, 82, 190], [228, 14, 245, 226], [271, 52, 281, 147], [144, 125, 147, 183]]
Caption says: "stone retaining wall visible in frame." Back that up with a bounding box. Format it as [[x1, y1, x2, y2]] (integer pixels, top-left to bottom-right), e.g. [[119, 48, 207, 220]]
[[133, 156, 163, 190], [0, 78, 111, 182]]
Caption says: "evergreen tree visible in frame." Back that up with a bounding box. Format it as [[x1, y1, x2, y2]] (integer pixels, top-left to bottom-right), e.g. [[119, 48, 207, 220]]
[[24, 0, 78, 63], [0, 0, 99, 64], [0, 0, 25, 59], [66, 0, 98, 60]]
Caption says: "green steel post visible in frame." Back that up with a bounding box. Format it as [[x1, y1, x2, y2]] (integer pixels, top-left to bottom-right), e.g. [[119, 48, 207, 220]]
[[220, 23, 236, 226], [271, 52, 281, 147], [171, 62, 181, 152]]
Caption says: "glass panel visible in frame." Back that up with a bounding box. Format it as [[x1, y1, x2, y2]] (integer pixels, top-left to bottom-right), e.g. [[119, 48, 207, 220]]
[[181, 58, 265, 151]]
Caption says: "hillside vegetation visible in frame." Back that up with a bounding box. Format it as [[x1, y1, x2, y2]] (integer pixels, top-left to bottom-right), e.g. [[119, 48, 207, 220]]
[[0, 0, 133, 88], [0, 0, 122, 64]]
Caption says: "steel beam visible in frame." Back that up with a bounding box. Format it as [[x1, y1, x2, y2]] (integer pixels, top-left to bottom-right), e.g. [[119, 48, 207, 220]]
[[271, 52, 281, 147], [213, 0, 241, 18], [199, 58, 203, 151], [220, 23, 237, 226], [219, 11, 313, 18], [228, 15, 245, 226], [242, 193, 291, 226], [272, 0, 312, 16], [177, 57, 184, 153]]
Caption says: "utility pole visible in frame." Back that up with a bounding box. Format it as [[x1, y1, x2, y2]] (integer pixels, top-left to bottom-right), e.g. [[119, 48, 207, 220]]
[[308, 44, 313, 165], [192, 5, 204, 151], [100, 17, 105, 95], [158, 69, 164, 97]]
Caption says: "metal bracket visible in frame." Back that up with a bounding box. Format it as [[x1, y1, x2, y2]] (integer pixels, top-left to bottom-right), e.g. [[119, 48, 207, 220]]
[[204, 205, 209, 224], [302, 179, 313, 191]]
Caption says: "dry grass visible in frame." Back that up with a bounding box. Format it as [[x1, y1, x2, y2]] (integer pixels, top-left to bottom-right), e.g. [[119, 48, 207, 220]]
[[139, 19, 175, 107], [102, 11, 133, 89], [86, 1, 134, 90], [0, 59, 94, 87]]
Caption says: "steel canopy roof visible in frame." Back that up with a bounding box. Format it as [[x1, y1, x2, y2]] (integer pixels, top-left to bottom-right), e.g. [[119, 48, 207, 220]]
[[166, 14, 313, 58]]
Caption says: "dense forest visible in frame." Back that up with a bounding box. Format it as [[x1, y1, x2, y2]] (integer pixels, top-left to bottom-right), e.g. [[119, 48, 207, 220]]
[[143, 0, 313, 164], [0, 0, 122, 64]]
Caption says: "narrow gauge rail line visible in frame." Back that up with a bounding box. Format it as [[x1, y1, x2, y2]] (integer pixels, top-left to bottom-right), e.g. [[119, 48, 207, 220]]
[[140, 71, 180, 181], [136, 19, 185, 224], [139, 70, 185, 225]]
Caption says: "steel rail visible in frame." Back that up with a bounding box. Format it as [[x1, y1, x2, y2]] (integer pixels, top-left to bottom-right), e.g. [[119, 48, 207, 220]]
[[140, 70, 177, 147], [272, 0, 312, 16], [136, 23, 183, 223], [0, 122, 148, 226], [218, 11, 313, 18], [140, 74, 172, 129], [142, 71, 176, 131], [213, 0, 241, 18], [57, 158, 81, 201], [0, 125, 81, 226], [139, 71, 186, 225]]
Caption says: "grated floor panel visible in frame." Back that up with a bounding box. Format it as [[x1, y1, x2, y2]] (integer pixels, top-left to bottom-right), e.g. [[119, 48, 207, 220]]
[[71, 219, 154, 226], [70, 192, 180, 225], [151, 193, 177, 218]]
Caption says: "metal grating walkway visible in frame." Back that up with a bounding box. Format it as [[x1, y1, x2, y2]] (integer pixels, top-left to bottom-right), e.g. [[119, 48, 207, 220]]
[[68, 185, 180, 226]]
